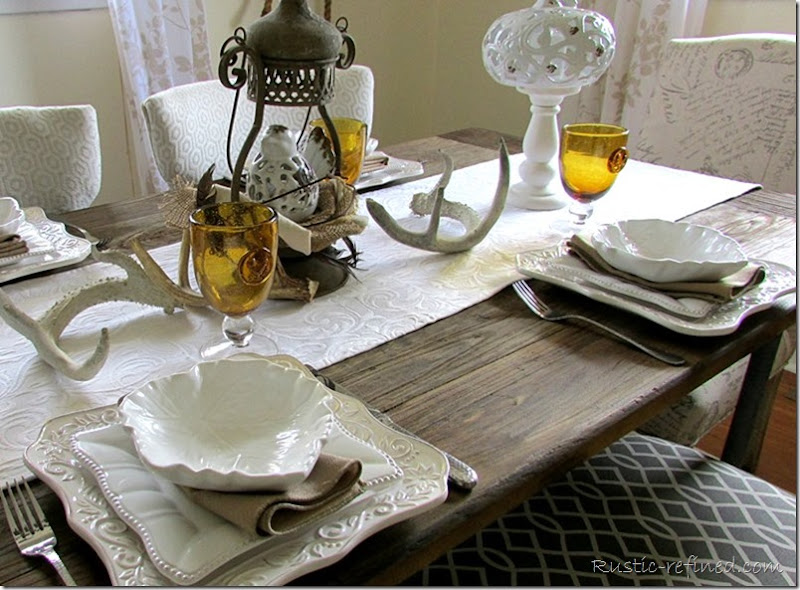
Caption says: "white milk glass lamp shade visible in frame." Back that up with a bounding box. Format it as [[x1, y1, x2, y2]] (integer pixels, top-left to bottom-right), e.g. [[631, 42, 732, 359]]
[[483, 0, 615, 91]]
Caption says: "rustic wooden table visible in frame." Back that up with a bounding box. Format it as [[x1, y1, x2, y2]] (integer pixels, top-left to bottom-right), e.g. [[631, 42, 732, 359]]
[[3, 128, 795, 586]]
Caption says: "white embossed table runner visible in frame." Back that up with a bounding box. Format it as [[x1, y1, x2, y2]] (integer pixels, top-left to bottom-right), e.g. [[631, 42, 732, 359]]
[[0, 153, 759, 481]]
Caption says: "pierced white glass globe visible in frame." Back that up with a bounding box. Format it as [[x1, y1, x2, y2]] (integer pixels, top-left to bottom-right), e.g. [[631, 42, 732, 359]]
[[482, 0, 615, 91]]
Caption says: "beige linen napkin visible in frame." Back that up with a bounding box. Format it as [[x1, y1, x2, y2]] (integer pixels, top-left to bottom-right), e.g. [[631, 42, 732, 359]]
[[0, 235, 27, 259], [567, 233, 765, 302], [183, 453, 364, 536]]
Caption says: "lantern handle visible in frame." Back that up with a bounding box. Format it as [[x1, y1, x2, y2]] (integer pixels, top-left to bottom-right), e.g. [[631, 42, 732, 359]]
[[336, 17, 355, 69], [219, 29, 266, 202]]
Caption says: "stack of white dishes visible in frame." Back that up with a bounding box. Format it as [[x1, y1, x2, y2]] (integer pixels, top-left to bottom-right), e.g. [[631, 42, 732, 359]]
[[516, 219, 796, 337], [0, 198, 91, 281], [0, 196, 56, 268], [25, 355, 449, 585]]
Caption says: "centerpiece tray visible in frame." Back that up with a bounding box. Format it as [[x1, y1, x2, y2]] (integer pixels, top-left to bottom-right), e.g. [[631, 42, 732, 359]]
[[23, 355, 449, 586]]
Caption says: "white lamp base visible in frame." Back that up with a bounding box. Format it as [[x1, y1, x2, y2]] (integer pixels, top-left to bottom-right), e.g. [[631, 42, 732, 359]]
[[508, 182, 566, 210], [509, 86, 583, 211]]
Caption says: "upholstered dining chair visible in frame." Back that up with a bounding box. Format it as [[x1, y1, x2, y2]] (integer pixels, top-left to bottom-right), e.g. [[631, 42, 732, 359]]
[[403, 432, 796, 586], [0, 105, 102, 214], [633, 33, 796, 196], [630, 34, 797, 447], [142, 64, 375, 187]]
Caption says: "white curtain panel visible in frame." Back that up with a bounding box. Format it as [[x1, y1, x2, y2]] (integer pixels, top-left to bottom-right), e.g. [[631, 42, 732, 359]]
[[572, 0, 708, 145], [107, 0, 214, 196]]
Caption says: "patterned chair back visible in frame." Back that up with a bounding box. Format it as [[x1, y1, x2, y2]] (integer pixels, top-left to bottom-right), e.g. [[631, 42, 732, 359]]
[[634, 34, 796, 449], [633, 34, 796, 196], [142, 65, 375, 187], [0, 105, 102, 214]]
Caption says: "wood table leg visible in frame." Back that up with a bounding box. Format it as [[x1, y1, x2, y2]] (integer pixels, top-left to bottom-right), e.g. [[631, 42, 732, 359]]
[[722, 337, 783, 471]]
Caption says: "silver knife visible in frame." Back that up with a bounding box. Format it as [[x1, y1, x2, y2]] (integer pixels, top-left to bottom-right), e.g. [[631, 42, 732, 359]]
[[308, 367, 478, 490]]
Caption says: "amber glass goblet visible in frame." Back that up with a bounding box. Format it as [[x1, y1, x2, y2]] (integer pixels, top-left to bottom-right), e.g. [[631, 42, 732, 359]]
[[310, 117, 368, 184], [190, 201, 279, 359], [553, 123, 629, 234]]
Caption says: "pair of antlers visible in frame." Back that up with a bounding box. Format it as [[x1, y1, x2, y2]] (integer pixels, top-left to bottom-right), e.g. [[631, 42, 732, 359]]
[[0, 142, 510, 380]]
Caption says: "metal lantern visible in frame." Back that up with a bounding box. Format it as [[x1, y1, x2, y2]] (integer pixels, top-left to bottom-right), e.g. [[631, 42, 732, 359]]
[[219, 0, 356, 202]]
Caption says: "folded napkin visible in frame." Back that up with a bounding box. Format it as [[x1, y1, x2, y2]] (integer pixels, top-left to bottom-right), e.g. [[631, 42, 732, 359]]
[[568, 233, 765, 303], [0, 235, 28, 259], [182, 453, 363, 536]]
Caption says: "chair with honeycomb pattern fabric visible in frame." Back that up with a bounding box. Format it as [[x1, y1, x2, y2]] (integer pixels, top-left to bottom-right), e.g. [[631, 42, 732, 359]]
[[0, 105, 102, 215], [142, 65, 374, 188]]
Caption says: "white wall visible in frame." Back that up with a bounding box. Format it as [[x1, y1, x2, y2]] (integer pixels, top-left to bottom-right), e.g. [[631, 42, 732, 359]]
[[0, 0, 795, 205], [703, 0, 796, 36]]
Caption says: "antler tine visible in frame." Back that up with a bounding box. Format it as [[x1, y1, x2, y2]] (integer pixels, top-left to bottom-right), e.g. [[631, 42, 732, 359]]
[[129, 237, 207, 307], [0, 288, 110, 381], [366, 139, 510, 253], [430, 149, 454, 194]]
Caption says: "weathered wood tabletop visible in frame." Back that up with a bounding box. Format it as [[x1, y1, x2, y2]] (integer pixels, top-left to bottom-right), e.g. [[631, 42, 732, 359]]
[[3, 128, 796, 586]]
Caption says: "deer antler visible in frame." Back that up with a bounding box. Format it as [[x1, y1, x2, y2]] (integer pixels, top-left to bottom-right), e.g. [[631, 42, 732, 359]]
[[366, 139, 510, 253], [0, 167, 369, 380]]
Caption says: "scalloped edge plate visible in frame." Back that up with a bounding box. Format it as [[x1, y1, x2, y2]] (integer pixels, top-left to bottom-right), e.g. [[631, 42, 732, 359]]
[[0, 207, 90, 282], [71, 417, 401, 584]]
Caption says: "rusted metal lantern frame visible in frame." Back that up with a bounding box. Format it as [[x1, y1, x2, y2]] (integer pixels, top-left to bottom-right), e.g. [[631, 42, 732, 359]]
[[218, 1, 355, 202]]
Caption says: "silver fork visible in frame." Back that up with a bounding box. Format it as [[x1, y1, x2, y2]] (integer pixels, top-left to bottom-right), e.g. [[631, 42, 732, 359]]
[[512, 279, 686, 366], [1, 477, 77, 586]]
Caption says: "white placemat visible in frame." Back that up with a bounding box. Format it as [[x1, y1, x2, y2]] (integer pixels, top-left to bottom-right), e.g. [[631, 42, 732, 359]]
[[0, 153, 760, 481]]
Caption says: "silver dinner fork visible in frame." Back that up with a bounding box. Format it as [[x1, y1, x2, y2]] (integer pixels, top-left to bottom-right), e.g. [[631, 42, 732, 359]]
[[512, 279, 686, 366], [1, 477, 77, 586]]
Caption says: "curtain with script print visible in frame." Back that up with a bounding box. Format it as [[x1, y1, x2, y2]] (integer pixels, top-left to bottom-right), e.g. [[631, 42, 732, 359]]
[[107, 0, 213, 196], [571, 0, 707, 146]]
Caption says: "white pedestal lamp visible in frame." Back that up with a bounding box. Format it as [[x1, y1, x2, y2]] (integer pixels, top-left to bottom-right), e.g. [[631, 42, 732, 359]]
[[482, 0, 616, 210]]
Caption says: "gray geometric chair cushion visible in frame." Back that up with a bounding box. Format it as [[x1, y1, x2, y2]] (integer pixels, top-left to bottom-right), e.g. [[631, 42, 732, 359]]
[[142, 65, 374, 187], [0, 105, 102, 214], [403, 432, 796, 586]]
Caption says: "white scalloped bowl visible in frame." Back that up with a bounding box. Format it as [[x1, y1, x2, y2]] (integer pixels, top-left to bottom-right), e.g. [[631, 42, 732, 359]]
[[0, 197, 23, 238], [591, 219, 748, 283], [118, 357, 334, 492]]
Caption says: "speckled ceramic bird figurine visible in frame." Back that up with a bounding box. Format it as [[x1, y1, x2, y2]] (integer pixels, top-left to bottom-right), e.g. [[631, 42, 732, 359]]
[[246, 124, 333, 223]]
